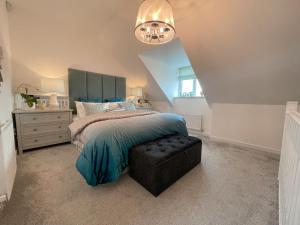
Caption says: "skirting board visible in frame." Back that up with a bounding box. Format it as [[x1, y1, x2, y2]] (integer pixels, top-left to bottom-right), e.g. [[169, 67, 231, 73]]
[[187, 128, 202, 137], [210, 135, 281, 157], [0, 195, 7, 202]]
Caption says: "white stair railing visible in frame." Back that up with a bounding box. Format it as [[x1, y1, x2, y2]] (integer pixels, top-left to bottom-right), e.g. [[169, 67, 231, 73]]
[[279, 102, 300, 225]]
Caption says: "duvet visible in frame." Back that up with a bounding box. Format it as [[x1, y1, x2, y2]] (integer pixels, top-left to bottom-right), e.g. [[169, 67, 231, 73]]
[[69, 110, 188, 186]]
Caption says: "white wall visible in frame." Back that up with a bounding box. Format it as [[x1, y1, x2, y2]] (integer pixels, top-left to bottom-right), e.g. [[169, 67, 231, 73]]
[[151, 101, 174, 113], [210, 103, 286, 154], [173, 97, 211, 135], [139, 39, 190, 104], [0, 0, 17, 201], [140, 55, 178, 104], [152, 99, 285, 154], [151, 97, 212, 136]]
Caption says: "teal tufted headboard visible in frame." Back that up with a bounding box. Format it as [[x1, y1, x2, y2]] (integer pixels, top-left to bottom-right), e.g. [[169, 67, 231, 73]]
[[68, 68, 126, 113]]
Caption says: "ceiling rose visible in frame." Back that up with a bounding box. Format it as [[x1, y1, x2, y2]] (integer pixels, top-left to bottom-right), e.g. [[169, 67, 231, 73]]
[[135, 0, 175, 45]]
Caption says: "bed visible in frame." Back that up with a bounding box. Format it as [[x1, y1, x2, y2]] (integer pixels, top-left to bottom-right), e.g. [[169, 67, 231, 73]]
[[68, 68, 188, 186]]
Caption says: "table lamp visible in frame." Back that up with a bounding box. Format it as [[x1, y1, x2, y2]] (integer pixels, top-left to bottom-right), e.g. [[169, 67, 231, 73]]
[[41, 78, 65, 109], [128, 87, 145, 106], [130, 87, 143, 98]]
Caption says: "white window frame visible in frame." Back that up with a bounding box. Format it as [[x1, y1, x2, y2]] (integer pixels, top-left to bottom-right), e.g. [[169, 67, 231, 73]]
[[177, 66, 203, 97]]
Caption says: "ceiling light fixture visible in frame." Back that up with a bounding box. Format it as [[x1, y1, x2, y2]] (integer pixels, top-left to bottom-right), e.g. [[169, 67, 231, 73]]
[[135, 0, 175, 45]]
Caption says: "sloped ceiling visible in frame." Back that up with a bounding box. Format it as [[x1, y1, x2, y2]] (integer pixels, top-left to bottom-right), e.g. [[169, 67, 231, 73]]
[[7, 0, 300, 104], [174, 0, 300, 104], [7, 0, 166, 98]]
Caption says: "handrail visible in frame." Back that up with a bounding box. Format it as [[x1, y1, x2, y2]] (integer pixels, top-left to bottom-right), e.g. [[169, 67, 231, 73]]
[[0, 119, 12, 133], [288, 111, 300, 124], [279, 101, 300, 225]]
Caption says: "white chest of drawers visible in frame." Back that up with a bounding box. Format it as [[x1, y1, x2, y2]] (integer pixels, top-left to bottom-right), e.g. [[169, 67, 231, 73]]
[[13, 109, 72, 154]]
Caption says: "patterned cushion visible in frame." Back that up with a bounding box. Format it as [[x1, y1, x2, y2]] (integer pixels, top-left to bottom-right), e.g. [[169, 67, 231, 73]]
[[104, 102, 136, 112], [119, 102, 136, 110], [82, 102, 110, 115]]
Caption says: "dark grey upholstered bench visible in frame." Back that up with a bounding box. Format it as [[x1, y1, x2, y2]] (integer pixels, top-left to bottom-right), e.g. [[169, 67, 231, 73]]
[[129, 134, 202, 197]]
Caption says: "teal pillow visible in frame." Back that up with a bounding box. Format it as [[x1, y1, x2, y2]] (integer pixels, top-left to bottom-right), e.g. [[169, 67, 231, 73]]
[[79, 98, 102, 103], [103, 98, 125, 103]]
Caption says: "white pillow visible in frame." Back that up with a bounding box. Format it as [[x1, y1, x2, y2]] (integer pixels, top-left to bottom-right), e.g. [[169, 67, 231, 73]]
[[83, 102, 110, 115], [75, 101, 86, 118]]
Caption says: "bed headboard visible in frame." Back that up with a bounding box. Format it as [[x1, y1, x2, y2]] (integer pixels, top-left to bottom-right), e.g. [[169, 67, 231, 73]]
[[68, 68, 126, 113]]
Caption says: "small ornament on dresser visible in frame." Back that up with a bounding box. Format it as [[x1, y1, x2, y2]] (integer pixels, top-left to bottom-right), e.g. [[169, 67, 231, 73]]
[[20, 93, 37, 109], [36, 99, 47, 110], [14, 83, 40, 110], [38, 95, 69, 110], [40, 78, 65, 109]]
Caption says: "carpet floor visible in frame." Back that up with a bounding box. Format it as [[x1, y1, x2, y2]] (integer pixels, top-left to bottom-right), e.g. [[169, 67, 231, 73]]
[[0, 141, 279, 225]]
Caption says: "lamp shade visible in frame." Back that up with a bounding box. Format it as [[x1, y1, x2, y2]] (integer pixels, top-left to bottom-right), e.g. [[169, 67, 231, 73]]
[[135, 0, 175, 45], [41, 78, 65, 94], [130, 87, 143, 97]]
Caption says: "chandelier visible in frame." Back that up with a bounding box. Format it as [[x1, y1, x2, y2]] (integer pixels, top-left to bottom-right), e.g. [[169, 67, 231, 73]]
[[135, 0, 175, 45]]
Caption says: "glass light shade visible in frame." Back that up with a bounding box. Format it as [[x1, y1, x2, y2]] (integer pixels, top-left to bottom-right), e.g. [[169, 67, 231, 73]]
[[135, 0, 175, 45], [41, 78, 65, 94], [130, 87, 143, 97]]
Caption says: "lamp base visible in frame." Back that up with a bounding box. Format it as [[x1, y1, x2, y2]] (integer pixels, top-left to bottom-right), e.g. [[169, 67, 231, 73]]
[[49, 94, 59, 109]]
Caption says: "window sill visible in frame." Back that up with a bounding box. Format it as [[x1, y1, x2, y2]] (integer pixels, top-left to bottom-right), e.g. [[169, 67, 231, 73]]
[[173, 96, 205, 99]]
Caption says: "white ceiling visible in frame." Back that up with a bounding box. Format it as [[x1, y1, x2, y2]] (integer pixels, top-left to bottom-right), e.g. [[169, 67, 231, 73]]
[[7, 0, 300, 104], [141, 38, 190, 69]]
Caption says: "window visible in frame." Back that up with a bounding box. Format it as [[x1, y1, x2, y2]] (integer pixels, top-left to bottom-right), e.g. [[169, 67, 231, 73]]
[[178, 66, 203, 97]]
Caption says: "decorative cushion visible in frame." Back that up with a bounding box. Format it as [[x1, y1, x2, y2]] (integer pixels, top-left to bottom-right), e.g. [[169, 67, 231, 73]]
[[82, 102, 110, 115], [108, 102, 121, 111], [75, 101, 86, 118], [103, 98, 125, 103], [119, 102, 136, 110], [104, 102, 135, 112]]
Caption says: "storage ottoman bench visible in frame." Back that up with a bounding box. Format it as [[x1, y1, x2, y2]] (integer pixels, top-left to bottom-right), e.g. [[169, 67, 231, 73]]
[[129, 134, 202, 197]]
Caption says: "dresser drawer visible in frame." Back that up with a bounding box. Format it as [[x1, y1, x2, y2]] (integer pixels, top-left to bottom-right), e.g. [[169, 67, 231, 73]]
[[22, 132, 70, 150], [21, 123, 69, 135], [20, 112, 70, 125]]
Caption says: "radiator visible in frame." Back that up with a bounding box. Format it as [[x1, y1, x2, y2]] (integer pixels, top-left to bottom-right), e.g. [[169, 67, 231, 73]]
[[279, 102, 300, 225], [180, 114, 203, 133]]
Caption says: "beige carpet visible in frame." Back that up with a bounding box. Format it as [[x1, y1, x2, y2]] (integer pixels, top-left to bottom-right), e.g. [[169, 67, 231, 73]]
[[0, 141, 279, 225]]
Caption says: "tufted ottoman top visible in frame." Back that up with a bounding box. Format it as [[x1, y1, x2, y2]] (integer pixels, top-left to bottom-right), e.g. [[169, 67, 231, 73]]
[[130, 135, 201, 166]]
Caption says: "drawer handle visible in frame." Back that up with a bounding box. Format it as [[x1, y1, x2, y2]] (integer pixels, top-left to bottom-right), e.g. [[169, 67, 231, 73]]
[[32, 117, 36, 120], [59, 136, 62, 139], [34, 139, 38, 143], [58, 126, 62, 129], [57, 116, 61, 119], [33, 128, 37, 132]]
